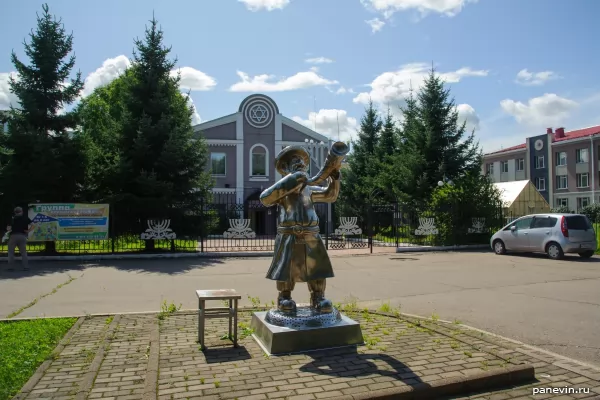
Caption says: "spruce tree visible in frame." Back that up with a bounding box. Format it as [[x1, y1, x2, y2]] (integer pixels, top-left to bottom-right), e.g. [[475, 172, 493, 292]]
[[0, 3, 85, 212], [112, 17, 212, 235], [338, 100, 383, 220], [377, 107, 397, 158], [389, 69, 481, 207]]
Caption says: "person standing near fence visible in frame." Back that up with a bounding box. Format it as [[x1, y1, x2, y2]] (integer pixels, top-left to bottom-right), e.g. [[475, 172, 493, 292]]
[[6, 207, 33, 270]]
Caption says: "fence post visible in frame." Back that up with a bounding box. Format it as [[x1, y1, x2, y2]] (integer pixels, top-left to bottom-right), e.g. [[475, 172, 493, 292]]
[[200, 197, 204, 253], [368, 205, 373, 254], [110, 203, 115, 254], [394, 203, 399, 248]]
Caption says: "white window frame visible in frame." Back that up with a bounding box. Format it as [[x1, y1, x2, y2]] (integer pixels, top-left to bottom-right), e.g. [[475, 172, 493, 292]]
[[249, 143, 269, 178], [555, 151, 567, 166], [210, 152, 227, 176], [535, 177, 546, 192], [576, 173, 589, 188], [577, 197, 590, 211], [556, 175, 568, 190], [535, 155, 545, 169], [556, 198, 568, 207], [576, 148, 589, 164], [486, 163, 494, 175], [516, 158, 524, 171]]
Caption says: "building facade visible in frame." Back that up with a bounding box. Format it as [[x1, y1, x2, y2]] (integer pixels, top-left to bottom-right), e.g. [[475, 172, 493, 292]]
[[482, 126, 600, 212], [194, 94, 334, 234]]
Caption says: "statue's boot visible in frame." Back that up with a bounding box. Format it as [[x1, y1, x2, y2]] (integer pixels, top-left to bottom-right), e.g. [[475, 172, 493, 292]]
[[308, 279, 333, 313], [276, 281, 297, 313]]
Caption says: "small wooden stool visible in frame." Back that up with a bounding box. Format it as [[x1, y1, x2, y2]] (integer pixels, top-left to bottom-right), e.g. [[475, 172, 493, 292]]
[[196, 289, 241, 350]]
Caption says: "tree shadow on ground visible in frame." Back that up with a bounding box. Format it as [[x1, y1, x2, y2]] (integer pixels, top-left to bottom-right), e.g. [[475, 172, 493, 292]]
[[0, 257, 226, 280], [299, 346, 428, 387], [202, 344, 252, 364]]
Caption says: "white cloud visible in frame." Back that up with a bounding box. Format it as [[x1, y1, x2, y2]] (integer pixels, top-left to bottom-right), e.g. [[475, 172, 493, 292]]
[[181, 93, 202, 125], [305, 57, 333, 64], [171, 67, 216, 91], [335, 86, 355, 95], [456, 103, 480, 132], [82, 55, 131, 97], [362, 0, 477, 19], [0, 72, 18, 110], [229, 70, 338, 92], [366, 18, 386, 32], [353, 63, 488, 108], [515, 69, 560, 86], [500, 93, 578, 127], [239, 0, 290, 11], [292, 109, 358, 142]]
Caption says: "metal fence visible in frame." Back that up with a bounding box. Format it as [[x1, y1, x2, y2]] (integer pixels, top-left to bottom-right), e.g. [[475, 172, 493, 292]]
[[0, 196, 519, 256]]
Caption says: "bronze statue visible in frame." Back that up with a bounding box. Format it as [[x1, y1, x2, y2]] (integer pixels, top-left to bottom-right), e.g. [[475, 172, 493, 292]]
[[260, 142, 349, 314]]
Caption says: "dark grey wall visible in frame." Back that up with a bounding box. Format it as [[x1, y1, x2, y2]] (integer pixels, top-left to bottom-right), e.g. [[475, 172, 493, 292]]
[[528, 134, 550, 202]]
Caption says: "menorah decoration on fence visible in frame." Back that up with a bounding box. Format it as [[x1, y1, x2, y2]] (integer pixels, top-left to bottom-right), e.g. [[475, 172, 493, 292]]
[[414, 217, 438, 236], [223, 219, 257, 239], [334, 217, 362, 236], [467, 218, 486, 234], [140, 219, 177, 240]]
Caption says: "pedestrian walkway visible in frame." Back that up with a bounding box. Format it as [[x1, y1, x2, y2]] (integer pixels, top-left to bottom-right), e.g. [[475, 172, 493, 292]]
[[12, 308, 600, 400]]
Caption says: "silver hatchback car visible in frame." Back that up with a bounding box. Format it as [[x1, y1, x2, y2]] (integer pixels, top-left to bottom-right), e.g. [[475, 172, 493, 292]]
[[490, 213, 597, 260]]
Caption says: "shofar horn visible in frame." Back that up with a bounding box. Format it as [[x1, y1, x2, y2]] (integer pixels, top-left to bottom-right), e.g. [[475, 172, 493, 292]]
[[306, 141, 350, 186]]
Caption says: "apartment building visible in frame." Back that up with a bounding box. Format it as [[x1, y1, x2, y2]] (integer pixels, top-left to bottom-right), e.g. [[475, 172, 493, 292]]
[[482, 125, 600, 212]]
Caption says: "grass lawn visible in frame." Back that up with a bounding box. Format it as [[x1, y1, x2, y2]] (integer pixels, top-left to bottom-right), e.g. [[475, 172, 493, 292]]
[[0, 318, 77, 400]]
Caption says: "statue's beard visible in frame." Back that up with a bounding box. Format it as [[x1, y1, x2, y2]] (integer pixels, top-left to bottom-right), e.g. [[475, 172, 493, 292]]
[[290, 162, 306, 172]]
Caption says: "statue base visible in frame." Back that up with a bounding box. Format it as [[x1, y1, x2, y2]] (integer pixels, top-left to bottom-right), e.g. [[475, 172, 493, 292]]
[[251, 305, 363, 356]]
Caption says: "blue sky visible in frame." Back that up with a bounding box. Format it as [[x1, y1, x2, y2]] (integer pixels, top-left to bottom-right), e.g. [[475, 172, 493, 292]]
[[1, 0, 599, 153]]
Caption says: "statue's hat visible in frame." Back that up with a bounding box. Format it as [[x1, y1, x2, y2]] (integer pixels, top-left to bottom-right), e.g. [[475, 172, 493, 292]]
[[275, 146, 310, 175]]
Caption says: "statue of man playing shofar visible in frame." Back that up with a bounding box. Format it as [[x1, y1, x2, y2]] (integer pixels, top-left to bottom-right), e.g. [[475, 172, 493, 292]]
[[259, 142, 348, 314]]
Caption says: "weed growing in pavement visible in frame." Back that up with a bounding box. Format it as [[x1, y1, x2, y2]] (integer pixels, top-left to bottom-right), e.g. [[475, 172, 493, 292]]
[[105, 316, 113, 325], [247, 296, 261, 309], [431, 313, 440, 322], [378, 302, 392, 313], [464, 351, 473, 358], [214, 380, 221, 388], [158, 300, 181, 320]]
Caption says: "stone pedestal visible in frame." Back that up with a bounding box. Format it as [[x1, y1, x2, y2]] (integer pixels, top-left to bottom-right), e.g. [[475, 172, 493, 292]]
[[251, 306, 363, 356]]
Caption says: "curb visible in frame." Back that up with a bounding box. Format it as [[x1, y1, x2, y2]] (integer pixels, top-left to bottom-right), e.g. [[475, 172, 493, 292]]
[[396, 244, 488, 253], [333, 364, 534, 400]]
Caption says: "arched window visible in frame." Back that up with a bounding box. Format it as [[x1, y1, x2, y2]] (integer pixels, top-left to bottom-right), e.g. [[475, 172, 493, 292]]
[[250, 144, 268, 177]]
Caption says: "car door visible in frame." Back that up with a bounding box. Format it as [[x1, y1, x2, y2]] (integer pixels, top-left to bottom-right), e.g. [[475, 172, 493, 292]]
[[503, 216, 534, 251], [528, 216, 558, 252]]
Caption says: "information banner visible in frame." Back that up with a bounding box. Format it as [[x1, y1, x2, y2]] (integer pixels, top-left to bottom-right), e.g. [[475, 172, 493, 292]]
[[27, 203, 110, 241]]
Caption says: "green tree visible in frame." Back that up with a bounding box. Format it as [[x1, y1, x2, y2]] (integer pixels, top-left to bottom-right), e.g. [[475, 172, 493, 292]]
[[386, 69, 481, 208], [337, 100, 384, 222], [83, 17, 212, 239], [0, 3, 85, 215], [377, 107, 397, 158]]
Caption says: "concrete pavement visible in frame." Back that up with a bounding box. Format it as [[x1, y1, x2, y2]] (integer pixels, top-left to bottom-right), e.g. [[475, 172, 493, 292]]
[[1, 250, 599, 367]]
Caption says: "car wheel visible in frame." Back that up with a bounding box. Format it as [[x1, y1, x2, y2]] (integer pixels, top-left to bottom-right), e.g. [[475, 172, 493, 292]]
[[578, 250, 595, 259], [546, 242, 564, 260], [493, 240, 506, 255]]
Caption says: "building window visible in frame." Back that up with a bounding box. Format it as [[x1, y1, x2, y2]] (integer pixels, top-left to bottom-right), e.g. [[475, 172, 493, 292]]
[[534, 177, 546, 192], [576, 173, 589, 188], [250, 145, 268, 176], [556, 175, 568, 190], [516, 158, 524, 171], [500, 161, 508, 173], [210, 152, 226, 176], [556, 198, 568, 207], [577, 197, 590, 211], [555, 151, 567, 166], [576, 148, 589, 163], [486, 163, 494, 175], [534, 155, 545, 169]]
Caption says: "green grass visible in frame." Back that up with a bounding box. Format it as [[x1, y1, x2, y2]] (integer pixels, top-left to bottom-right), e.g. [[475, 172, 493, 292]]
[[0, 237, 198, 255], [0, 318, 77, 400]]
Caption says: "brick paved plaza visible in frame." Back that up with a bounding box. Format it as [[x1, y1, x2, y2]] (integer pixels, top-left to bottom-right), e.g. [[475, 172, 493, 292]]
[[11, 306, 600, 400]]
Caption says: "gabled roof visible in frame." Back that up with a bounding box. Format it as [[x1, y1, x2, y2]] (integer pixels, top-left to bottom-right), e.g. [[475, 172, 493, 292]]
[[494, 180, 529, 207], [485, 143, 526, 155]]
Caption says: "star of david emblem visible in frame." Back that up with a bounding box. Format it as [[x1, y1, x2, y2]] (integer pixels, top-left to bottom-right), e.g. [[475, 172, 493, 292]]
[[250, 104, 269, 123]]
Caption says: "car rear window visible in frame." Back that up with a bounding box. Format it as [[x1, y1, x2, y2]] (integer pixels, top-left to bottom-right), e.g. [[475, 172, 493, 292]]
[[566, 215, 592, 230], [532, 217, 557, 228]]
